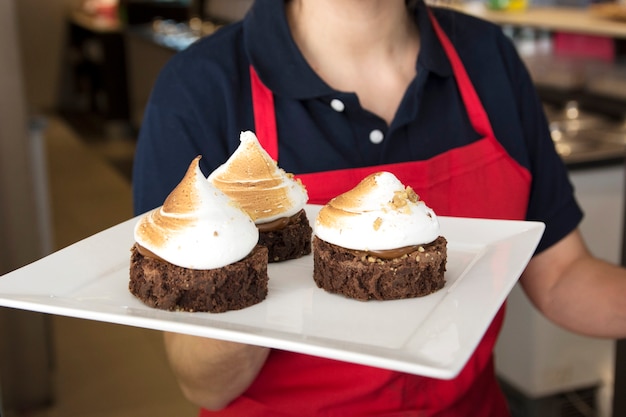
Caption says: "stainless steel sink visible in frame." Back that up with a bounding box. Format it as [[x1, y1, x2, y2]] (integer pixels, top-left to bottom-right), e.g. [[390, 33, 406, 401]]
[[546, 101, 609, 133], [550, 127, 626, 164], [545, 101, 626, 164]]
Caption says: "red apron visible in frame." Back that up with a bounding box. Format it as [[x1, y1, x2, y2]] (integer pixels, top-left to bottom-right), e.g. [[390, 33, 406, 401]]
[[202, 10, 530, 417]]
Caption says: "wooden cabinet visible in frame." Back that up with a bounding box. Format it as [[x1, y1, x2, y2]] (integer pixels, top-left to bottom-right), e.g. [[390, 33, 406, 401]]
[[450, 2, 626, 38]]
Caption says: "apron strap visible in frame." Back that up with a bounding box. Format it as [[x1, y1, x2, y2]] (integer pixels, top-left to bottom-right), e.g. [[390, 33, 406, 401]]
[[426, 9, 495, 139], [250, 66, 279, 160]]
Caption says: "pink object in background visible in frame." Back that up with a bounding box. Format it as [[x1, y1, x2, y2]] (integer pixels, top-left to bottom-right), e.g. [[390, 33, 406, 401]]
[[81, 0, 119, 22], [553, 32, 615, 62]]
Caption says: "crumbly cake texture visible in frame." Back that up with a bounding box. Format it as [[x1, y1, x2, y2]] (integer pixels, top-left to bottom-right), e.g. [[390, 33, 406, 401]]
[[312, 236, 447, 301], [259, 209, 312, 263], [129, 244, 269, 313]]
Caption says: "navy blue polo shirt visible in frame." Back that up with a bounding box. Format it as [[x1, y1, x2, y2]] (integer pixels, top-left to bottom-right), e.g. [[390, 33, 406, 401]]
[[133, 0, 582, 253]]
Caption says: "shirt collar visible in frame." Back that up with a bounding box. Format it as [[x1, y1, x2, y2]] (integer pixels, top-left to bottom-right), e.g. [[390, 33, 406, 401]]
[[416, 3, 452, 78], [244, 0, 452, 99]]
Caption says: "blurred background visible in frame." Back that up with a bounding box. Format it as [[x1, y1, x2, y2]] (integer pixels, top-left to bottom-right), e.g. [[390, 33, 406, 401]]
[[1, 0, 626, 416]]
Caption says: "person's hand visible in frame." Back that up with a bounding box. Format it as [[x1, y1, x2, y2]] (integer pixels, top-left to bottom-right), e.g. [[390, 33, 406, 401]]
[[163, 332, 270, 410]]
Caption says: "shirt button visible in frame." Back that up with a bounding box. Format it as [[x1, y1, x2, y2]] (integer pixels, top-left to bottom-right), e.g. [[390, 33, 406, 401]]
[[369, 129, 384, 144], [330, 99, 345, 112]]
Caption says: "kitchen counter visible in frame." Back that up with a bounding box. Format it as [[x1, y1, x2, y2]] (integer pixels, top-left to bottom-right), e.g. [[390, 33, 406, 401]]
[[127, 22, 198, 52], [448, 2, 626, 38], [127, 17, 224, 52]]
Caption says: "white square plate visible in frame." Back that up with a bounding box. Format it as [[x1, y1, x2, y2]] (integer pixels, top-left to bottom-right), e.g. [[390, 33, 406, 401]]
[[0, 205, 544, 379]]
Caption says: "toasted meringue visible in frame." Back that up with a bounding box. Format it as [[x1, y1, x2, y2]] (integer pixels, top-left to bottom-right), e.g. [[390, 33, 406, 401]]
[[314, 172, 440, 251], [134, 156, 259, 269], [208, 131, 308, 224]]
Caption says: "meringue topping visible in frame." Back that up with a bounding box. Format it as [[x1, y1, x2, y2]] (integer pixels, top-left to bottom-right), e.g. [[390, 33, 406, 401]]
[[134, 156, 259, 270], [314, 172, 440, 251], [208, 131, 308, 224]]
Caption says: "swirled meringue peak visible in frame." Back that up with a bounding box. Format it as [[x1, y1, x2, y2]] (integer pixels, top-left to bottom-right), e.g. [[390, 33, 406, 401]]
[[208, 131, 308, 224], [134, 156, 259, 270], [315, 172, 440, 251]]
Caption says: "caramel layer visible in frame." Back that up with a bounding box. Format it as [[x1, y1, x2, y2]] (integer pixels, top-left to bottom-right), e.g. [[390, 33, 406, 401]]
[[256, 209, 304, 232], [365, 245, 422, 260], [135, 243, 165, 262]]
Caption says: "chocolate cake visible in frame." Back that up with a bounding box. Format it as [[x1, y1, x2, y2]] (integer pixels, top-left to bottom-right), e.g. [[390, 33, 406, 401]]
[[130, 155, 268, 313], [313, 172, 447, 301], [258, 209, 312, 262], [130, 244, 269, 313], [313, 236, 447, 301]]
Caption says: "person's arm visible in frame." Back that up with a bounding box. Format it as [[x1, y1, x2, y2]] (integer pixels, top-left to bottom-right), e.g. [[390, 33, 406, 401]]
[[520, 228, 626, 338], [163, 332, 270, 410]]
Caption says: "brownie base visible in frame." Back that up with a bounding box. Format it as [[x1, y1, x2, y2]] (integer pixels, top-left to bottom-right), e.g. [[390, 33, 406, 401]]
[[259, 209, 312, 263], [312, 236, 447, 301], [129, 244, 269, 313]]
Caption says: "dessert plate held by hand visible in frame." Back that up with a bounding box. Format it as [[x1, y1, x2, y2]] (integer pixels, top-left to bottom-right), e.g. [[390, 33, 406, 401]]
[[0, 205, 544, 379]]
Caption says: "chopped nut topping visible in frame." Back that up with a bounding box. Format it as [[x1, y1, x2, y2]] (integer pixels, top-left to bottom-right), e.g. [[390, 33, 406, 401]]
[[406, 186, 419, 203], [390, 186, 420, 213], [391, 190, 408, 209]]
